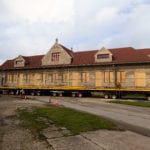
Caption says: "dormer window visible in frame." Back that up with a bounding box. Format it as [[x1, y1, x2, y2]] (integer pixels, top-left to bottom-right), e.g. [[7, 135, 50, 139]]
[[16, 60, 23, 65], [51, 52, 60, 62], [95, 47, 113, 63], [14, 55, 25, 67], [97, 54, 109, 59]]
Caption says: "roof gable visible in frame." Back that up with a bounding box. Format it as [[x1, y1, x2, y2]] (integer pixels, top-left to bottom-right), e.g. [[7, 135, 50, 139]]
[[1, 55, 44, 70], [95, 47, 113, 63], [14, 55, 25, 67], [42, 39, 73, 66]]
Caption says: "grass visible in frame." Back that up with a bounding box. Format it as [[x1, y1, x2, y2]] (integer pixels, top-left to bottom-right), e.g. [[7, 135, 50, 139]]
[[110, 100, 150, 107], [17, 106, 117, 136]]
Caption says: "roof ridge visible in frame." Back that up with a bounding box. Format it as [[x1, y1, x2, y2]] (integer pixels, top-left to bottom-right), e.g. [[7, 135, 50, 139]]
[[74, 50, 98, 53], [22, 54, 44, 58], [108, 47, 134, 50]]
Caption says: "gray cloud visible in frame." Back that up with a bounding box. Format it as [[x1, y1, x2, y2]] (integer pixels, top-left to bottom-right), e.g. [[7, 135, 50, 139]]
[[0, 0, 150, 64]]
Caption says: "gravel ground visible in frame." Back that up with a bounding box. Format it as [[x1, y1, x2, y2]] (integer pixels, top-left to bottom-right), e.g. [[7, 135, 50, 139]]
[[1, 95, 150, 150], [0, 95, 53, 150]]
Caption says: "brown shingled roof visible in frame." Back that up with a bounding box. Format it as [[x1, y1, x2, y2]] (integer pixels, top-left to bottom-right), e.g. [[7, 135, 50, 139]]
[[1, 55, 44, 70], [109, 47, 150, 63], [1, 60, 14, 70], [1, 47, 150, 70], [72, 50, 97, 65], [137, 48, 150, 58], [23, 55, 44, 68], [59, 44, 74, 57]]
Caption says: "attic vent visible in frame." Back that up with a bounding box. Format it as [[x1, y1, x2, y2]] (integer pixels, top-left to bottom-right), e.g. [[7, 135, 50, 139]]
[[97, 54, 109, 59]]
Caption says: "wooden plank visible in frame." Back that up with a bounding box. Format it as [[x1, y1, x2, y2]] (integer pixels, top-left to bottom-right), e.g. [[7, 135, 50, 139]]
[[18, 73, 23, 85], [134, 71, 146, 87], [72, 72, 78, 86], [95, 71, 101, 86], [34, 73, 40, 85]]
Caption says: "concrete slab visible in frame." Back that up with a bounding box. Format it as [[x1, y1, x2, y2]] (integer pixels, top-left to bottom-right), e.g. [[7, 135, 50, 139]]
[[42, 127, 64, 139], [43, 126, 58, 132], [48, 135, 102, 150], [61, 129, 72, 136], [81, 130, 150, 150], [43, 130, 64, 139]]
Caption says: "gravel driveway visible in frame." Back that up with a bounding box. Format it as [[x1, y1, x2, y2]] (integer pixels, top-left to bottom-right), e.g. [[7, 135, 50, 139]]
[[0, 95, 150, 150], [0, 95, 52, 150]]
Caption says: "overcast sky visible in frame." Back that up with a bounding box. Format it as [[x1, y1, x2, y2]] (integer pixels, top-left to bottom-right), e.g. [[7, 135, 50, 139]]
[[0, 0, 150, 64]]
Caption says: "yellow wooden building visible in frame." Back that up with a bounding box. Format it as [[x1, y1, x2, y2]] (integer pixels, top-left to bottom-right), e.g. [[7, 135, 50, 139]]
[[0, 39, 150, 99]]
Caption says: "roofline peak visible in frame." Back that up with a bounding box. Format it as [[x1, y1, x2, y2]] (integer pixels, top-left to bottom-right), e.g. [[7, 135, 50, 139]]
[[55, 38, 58, 44]]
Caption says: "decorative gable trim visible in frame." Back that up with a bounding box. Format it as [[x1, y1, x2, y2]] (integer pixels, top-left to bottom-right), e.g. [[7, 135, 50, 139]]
[[14, 55, 25, 67], [95, 47, 113, 63]]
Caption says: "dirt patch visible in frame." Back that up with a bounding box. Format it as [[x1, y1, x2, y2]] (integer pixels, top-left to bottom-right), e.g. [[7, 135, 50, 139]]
[[0, 95, 53, 150]]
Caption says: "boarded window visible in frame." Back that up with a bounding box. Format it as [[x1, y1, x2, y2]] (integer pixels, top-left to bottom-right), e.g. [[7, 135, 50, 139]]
[[81, 72, 89, 83], [134, 71, 146, 87], [72, 72, 78, 86], [18, 73, 23, 85], [45, 73, 48, 83], [52, 73, 58, 83], [117, 71, 126, 83], [104, 71, 113, 83], [34, 73, 40, 85], [27, 74, 32, 83], [24, 73, 33, 83], [41, 73, 48, 84], [12, 73, 18, 83], [7, 74, 12, 83], [62, 72, 69, 83], [95, 71, 101, 86]]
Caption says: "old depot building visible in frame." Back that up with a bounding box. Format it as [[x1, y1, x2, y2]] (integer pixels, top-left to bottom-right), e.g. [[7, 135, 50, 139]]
[[0, 39, 150, 98]]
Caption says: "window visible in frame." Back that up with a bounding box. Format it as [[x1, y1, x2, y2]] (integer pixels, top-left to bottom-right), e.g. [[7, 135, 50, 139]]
[[7, 74, 12, 83], [45, 73, 48, 83], [42, 73, 48, 84], [81, 72, 89, 83], [13, 74, 17, 82], [62, 72, 68, 83], [27, 74, 31, 83], [104, 71, 113, 83], [52, 73, 58, 83], [25, 73, 32, 83], [117, 71, 126, 83], [97, 54, 109, 59], [134, 71, 146, 87], [51, 52, 60, 62], [16, 60, 23, 65]]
